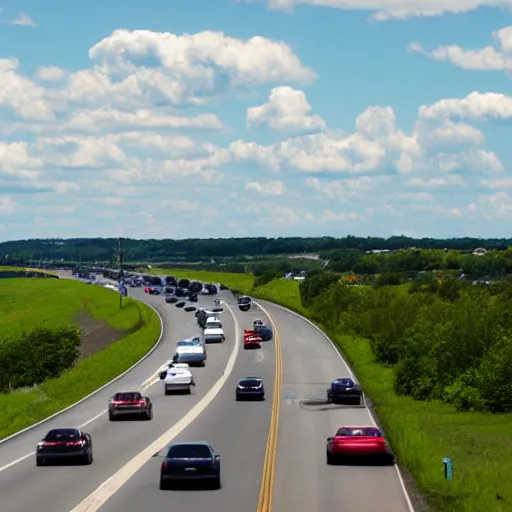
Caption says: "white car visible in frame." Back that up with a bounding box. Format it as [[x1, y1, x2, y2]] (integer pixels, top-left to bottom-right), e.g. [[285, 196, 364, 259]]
[[160, 363, 196, 395], [204, 317, 225, 343], [173, 338, 207, 366]]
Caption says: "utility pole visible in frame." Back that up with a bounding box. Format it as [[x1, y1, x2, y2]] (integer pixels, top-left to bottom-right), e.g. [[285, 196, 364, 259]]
[[119, 237, 124, 309]]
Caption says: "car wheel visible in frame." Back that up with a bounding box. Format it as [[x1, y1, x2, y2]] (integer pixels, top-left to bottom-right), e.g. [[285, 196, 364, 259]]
[[326, 451, 335, 465], [213, 475, 221, 489], [159, 476, 167, 490], [145, 410, 152, 420], [109, 412, 116, 421], [165, 389, 170, 395], [187, 387, 192, 395], [261, 395, 265, 401], [36, 457, 44, 466]]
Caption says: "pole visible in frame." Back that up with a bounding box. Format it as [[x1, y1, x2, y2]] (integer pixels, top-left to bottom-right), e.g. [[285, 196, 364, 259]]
[[119, 237, 124, 309]]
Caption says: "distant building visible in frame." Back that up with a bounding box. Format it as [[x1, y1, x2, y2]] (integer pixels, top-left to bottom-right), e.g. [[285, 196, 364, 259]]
[[472, 248, 487, 256]]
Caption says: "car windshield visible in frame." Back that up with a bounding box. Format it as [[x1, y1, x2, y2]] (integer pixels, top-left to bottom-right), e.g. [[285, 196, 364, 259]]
[[240, 379, 261, 386], [336, 427, 381, 437], [167, 444, 212, 459], [177, 341, 194, 347], [238, 297, 250, 304], [333, 379, 354, 387], [114, 392, 141, 401], [45, 429, 80, 441]]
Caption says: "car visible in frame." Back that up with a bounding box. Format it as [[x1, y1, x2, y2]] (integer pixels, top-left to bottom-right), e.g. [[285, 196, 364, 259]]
[[144, 285, 151, 293], [108, 391, 153, 421], [160, 363, 196, 394], [204, 317, 225, 343], [254, 323, 273, 341], [253, 318, 264, 328], [236, 377, 265, 400], [175, 301, 186, 308], [166, 296, 179, 303], [327, 377, 362, 405], [160, 442, 221, 490], [175, 287, 187, 297], [187, 292, 198, 302], [326, 426, 395, 465], [189, 281, 203, 293], [36, 428, 93, 466], [238, 296, 252, 311], [243, 330, 262, 349], [174, 338, 207, 366]]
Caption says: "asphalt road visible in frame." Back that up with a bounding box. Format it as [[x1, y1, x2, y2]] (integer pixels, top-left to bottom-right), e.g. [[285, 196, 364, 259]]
[[0, 287, 413, 512], [0, 289, 244, 512]]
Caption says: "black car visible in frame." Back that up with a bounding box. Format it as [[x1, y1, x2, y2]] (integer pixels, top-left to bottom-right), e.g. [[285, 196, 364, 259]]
[[189, 281, 203, 293], [175, 287, 187, 297], [238, 296, 252, 311], [36, 428, 93, 466], [196, 309, 207, 327], [175, 301, 186, 308], [166, 296, 179, 303], [108, 391, 153, 420], [160, 442, 221, 489], [203, 283, 218, 295], [236, 377, 265, 400], [327, 377, 362, 405]]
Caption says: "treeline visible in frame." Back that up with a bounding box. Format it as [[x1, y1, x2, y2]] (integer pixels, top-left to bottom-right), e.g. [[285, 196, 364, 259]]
[[1, 235, 511, 264], [326, 248, 512, 277], [0, 326, 81, 392], [300, 271, 512, 413]]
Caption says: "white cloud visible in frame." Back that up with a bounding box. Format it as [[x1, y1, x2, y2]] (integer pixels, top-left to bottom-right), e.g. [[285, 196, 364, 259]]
[[408, 175, 465, 188], [247, 86, 326, 133], [10, 12, 37, 27], [419, 91, 512, 120], [34, 66, 67, 82], [246, 0, 511, 21], [467, 192, 512, 219], [481, 178, 512, 189], [409, 25, 512, 71], [229, 102, 500, 175], [54, 29, 315, 110], [0, 196, 17, 215], [245, 180, 286, 195], [0, 58, 54, 120]]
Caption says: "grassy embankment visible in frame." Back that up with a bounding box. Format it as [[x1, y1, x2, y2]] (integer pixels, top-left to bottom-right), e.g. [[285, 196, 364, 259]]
[[154, 268, 512, 512], [0, 278, 160, 440]]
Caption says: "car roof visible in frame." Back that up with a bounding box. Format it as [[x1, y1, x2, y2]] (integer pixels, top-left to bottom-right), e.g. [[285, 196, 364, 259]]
[[170, 441, 212, 448], [46, 428, 80, 435], [333, 377, 355, 383], [240, 376, 262, 381], [114, 391, 141, 395]]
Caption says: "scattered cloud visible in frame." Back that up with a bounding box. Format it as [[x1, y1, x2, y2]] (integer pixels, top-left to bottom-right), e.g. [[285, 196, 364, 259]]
[[245, 0, 512, 21], [9, 12, 37, 27]]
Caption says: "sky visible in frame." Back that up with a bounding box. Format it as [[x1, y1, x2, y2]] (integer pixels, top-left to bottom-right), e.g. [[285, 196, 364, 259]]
[[1, 0, 512, 241]]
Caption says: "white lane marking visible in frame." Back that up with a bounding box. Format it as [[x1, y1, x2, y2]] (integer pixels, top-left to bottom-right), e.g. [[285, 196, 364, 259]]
[[69, 300, 240, 512], [0, 302, 165, 447], [0, 407, 116, 473], [140, 360, 172, 388], [0, 452, 34, 472], [253, 299, 416, 512]]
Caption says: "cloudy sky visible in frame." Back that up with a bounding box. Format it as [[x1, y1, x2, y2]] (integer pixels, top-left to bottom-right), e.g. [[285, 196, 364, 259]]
[[1, 0, 512, 241]]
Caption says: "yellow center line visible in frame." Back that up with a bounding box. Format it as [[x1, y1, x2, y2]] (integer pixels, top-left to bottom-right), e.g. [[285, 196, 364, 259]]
[[256, 311, 283, 512]]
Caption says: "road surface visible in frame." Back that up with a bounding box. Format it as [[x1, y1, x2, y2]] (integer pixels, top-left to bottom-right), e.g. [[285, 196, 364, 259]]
[[0, 289, 413, 512]]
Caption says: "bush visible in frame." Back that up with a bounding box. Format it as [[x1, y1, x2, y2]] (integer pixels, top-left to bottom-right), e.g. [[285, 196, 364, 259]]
[[0, 326, 81, 391], [299, 270, 512, 414]]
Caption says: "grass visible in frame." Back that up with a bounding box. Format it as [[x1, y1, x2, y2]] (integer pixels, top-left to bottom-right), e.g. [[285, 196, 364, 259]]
[[161, 268, 512, 512], [0, 278, 161, 440], [0, 278, 141, 341]]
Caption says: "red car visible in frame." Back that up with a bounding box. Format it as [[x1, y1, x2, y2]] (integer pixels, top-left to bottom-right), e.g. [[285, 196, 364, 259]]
[[244, 331, 262, 349], [326, 426, 395, 465], [144, 286, 151, 293]]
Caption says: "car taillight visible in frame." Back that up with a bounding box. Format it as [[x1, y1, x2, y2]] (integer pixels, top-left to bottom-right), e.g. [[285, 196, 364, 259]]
[[67, 440, 85, 447], [138, 400, 146, 405], [162, 462, 168, 470]]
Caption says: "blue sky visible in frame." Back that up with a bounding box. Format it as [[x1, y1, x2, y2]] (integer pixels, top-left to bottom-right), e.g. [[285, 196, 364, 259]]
[[1, 0, 512, 241]]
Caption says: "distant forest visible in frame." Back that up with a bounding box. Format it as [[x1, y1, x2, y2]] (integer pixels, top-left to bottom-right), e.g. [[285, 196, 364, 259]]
[[0, 235, 510, 265]]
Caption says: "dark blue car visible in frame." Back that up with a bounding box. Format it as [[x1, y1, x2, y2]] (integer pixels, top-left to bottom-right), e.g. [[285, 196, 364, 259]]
[[327, 377, 362, 405], [160, 442, 221, 489]]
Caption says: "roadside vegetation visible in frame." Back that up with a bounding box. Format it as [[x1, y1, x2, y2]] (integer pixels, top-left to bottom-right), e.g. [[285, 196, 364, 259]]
[[0, 278, 160, 440], [155, 265, 512, 512]]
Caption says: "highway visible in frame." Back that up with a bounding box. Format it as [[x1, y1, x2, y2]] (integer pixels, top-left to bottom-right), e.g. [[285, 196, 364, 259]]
[[0, 287, 414, 512]]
